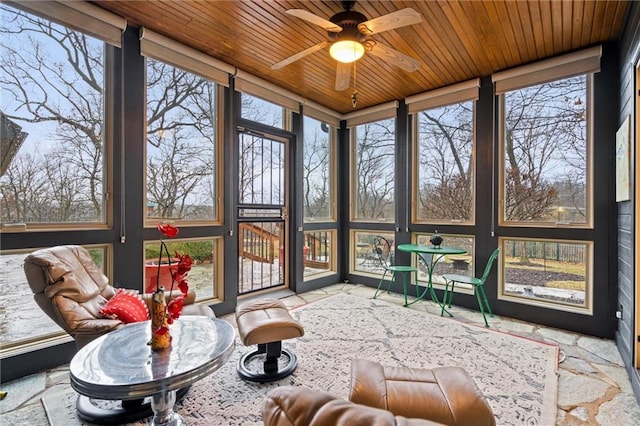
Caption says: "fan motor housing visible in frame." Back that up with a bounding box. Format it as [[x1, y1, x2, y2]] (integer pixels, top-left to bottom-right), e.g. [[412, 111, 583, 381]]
[[328, 10, 367, 41]]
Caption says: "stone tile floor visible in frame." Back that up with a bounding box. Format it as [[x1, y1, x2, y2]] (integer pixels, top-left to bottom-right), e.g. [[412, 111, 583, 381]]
[[2, 283, 640, 425]]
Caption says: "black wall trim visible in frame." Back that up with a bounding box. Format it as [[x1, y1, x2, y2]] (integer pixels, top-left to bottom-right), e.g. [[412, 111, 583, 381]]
[[1, 341, 75, 383], [615, 0, 640, 406]]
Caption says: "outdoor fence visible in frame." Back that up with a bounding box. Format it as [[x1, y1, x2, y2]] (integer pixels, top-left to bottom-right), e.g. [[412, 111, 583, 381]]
[[504, 240, 585, 264]]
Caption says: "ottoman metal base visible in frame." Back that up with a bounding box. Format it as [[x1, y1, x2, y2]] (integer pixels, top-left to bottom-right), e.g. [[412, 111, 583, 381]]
[[235, 299, 304, 384], [237, 341, 298, 383]]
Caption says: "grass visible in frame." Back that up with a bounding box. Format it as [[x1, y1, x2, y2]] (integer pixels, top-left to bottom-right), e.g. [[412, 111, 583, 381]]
[[546, 280, 585, 291], [504, 256, 585, 276], [504, 256, 585, 291]]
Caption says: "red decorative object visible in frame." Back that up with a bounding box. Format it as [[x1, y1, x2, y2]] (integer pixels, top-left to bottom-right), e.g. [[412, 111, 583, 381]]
[[149, 223, 191, 350], [150, 288, 171, 349], [144, 261, 176, 293], [157, 223, 179, 238], [100, 290, 150, 324]]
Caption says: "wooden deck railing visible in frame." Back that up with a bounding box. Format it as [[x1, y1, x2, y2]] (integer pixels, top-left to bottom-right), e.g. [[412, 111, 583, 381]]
[[239, 222, 280, 264]]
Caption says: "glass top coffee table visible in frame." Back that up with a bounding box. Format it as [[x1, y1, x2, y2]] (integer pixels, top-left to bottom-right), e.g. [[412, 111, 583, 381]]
[[69, 315, 235, 426]]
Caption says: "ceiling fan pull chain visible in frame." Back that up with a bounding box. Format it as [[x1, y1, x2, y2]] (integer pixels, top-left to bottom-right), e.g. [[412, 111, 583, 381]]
[[351, 61, 358, 108]]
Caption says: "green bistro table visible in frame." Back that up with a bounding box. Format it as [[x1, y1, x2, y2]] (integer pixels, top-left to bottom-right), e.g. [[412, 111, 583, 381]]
[[397, 244, 467, 307]]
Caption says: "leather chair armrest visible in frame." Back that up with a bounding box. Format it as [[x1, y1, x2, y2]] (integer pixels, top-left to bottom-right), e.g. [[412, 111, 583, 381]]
[[73, 318, 123, 333], [181, 289, 197, 305], [71, 318, 123, 348], [349, 358, 389, 410]]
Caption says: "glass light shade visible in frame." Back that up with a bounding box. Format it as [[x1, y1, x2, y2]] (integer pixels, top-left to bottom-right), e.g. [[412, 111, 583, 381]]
[[330, 40, 365, 63]]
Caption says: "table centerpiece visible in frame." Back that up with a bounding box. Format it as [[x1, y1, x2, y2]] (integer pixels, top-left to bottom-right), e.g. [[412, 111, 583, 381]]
[[150, 223, 192, 350]]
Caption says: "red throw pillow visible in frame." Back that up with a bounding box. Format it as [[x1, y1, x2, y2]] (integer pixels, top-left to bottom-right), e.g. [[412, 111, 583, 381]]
[[100, 290, 150, 324]]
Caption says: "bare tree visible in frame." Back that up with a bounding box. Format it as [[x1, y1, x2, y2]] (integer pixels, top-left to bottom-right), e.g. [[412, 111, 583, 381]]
[[354, 120, 395, 219], [236, 95, 288, 207], [504, 77, 586, 223], [0, 153, 48, 221], [302, 125, 330, 218], [1, 7, 220, 224], [504, 77, 586, 263], [238, 133, 260, 204], [241, 94, 283, 128], [1, 6, 105, 222], [413, 77, 585, 231], [147, 128, 212, 219], [416, 103, 473, 221], [145, 60, 217, 220]]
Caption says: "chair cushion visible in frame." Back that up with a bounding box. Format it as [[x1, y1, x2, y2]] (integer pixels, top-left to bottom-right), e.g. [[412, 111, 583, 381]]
[[100, 290, 150, 323], [236, 299, 304, 346]]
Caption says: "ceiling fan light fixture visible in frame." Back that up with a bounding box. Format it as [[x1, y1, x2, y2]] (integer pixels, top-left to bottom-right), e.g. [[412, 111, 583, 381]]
[[330, 39, 365, 63]]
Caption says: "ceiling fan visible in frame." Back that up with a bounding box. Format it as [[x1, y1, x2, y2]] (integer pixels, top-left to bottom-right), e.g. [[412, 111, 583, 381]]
[[271, 1, 422, 92]]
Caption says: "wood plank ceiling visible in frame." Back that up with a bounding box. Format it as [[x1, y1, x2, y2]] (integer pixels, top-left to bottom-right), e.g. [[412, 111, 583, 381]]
[[92, 0, 629, 114]]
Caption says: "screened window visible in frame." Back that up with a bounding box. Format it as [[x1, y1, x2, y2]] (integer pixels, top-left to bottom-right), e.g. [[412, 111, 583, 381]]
[[241, 94, 285, 129], [144, 237, 221, 300], [352, 230, 392, 275], [0, 246, 106, 349], [498, 238, 592, 313], [415, 102, 474, 223], [494, 48, 597, 314], [0, 6, 108, 227], [501, 75, 590, 226], [238, 132, 285, 205], [303, 230, 335, 278], [145, 59, 219, 222], [414, 233, 474, 288], [303, 116, 335, 221], [352, 119, 395, 221]]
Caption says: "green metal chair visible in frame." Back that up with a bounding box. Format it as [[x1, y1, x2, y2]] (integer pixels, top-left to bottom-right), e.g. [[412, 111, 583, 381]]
[[441, 248, 500, 327], [372, 236, 418, 307]]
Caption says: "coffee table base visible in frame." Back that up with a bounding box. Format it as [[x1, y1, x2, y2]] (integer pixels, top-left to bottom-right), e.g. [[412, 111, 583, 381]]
[[150, 390, 186, 426], [75, 387, 190, 424]]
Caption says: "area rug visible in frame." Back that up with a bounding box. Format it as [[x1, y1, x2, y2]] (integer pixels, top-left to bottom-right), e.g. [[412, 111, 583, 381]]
[[43, 293, 558, 426]]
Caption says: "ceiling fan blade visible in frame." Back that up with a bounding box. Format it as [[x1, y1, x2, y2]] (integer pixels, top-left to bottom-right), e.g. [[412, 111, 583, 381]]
[[335, 62, 351, 91], [286, 9, 343, 33], [272, 41, 328, 70], [368, 42, 420, 72], [357, 8, 422, 35]]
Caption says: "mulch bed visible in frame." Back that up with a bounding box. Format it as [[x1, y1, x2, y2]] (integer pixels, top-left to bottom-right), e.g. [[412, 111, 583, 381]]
[[431, 261, 583, 287], [504, 262, 584, 287]]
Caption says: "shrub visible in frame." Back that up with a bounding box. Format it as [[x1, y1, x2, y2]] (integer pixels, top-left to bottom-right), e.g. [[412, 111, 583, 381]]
[[145, 240, 213, 263]]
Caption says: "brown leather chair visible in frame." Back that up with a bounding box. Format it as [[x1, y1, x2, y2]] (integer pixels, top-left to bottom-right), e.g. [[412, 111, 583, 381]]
[[262, 385, 443, 426], [23, 245, 214, 424], [24, 245, 214, 349], [350, 359, 495, 426], [262, 359, 495, 426]]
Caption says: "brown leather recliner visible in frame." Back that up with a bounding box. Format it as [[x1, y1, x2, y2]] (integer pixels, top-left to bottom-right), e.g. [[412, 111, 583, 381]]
[[24, 245, 214, 349], [262, 359, 495, 426], [262, 385, 443, 426], [350, 359, 495, 426]]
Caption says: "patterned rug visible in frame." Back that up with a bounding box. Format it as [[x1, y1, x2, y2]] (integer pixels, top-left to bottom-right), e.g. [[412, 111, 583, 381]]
[[44, 294, 558, 425]]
